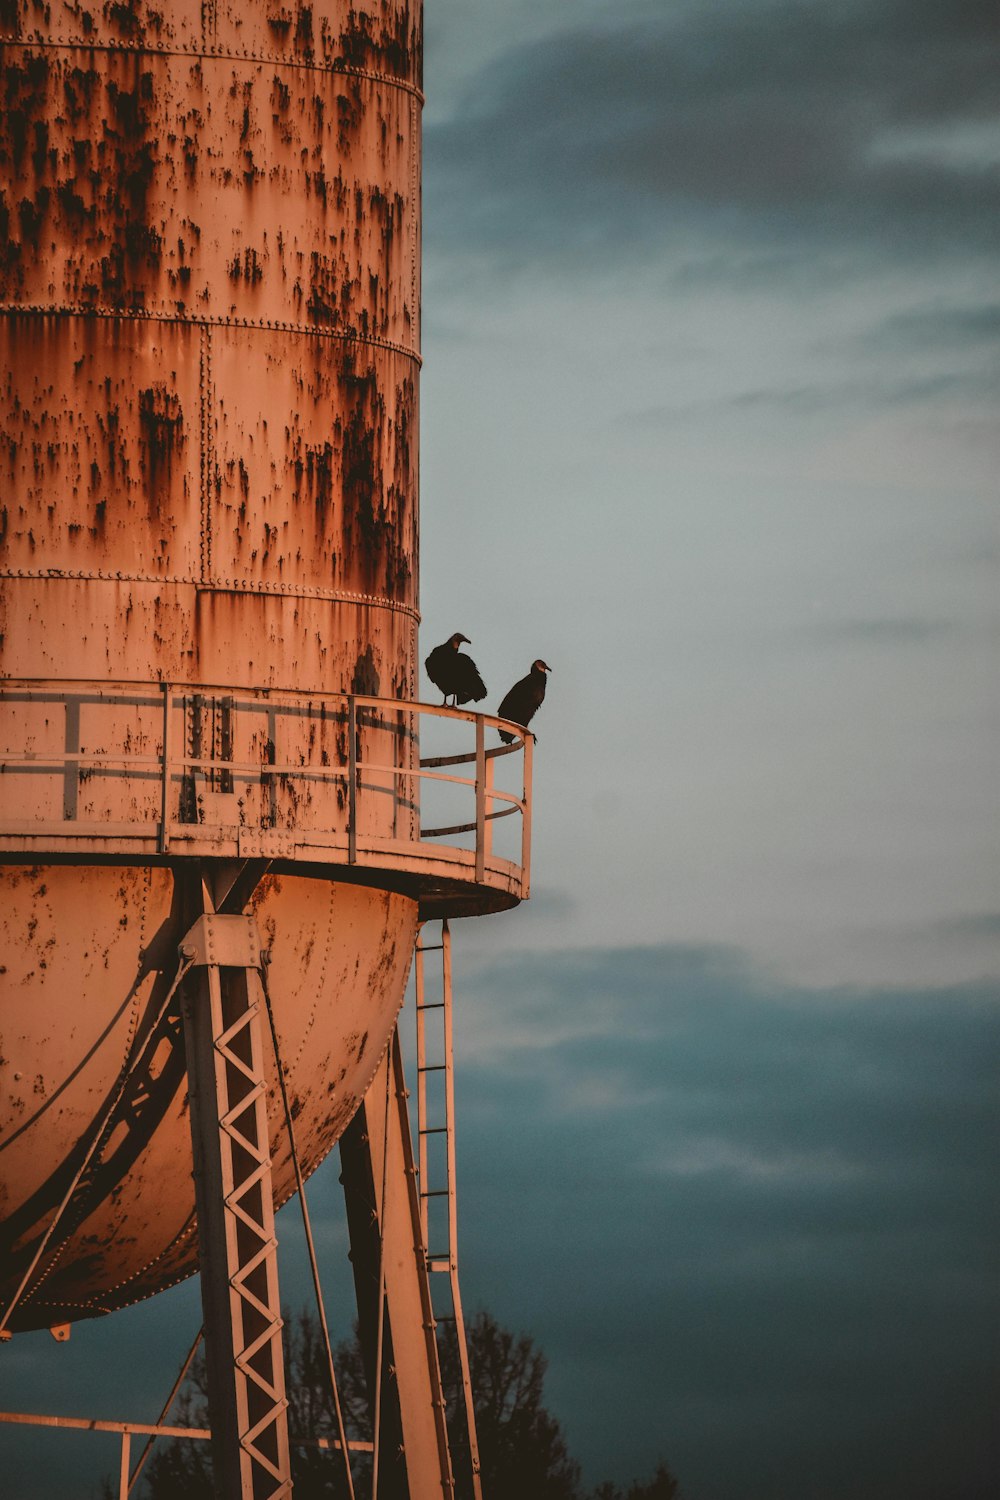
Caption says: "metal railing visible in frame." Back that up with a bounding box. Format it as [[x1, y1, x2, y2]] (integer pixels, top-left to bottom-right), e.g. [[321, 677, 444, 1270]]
[[0, 1407, 374, 1499], [0, 679, 532, 903]]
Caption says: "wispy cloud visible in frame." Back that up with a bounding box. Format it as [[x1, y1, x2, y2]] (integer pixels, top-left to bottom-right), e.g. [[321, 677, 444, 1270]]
[[860, 301, 1000, 353], [928, 911, 1000, 941], [452, 942, 1000, 1495], [798, 616, 957, 647], [622, 362, 999, 426], [425, 0, 1000, 273]]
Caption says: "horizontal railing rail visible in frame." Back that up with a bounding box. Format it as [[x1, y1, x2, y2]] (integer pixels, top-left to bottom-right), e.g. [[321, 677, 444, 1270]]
[[0, 679, 533, 905], [0, 1407, 374, 1500]]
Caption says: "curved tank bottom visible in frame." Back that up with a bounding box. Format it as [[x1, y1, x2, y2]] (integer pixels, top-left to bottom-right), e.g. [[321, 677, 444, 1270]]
[[0, 863, 418, 1332]]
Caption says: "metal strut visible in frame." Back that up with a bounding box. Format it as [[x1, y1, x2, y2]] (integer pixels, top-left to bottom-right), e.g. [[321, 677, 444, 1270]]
[[258, 961, 357, 1500], [414, 920, 483, 1500], [340, 1028, 454, 1500], [180, 876, 292, 1500], [0, 951, 196, 1339]]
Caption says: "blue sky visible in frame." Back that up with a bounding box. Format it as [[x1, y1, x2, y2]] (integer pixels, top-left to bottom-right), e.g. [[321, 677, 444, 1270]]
[[4, 949, 997, 1497], [419, 0, 999, 990], [3, 2, 998, 1496], [447, 944, 998, 1496], [418, 0, 999, 1490]]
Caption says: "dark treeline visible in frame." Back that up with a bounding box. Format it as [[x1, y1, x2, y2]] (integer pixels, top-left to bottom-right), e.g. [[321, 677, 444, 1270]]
[[111, 1307, 681, 1499]]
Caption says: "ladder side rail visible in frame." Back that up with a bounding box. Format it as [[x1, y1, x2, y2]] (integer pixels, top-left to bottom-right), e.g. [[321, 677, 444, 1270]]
[[342, 1035, 455, 1497], [439, 920, 484, 1500], [447, 1268, 483, 1500], [415, 930, 431, 1251], [442, 919, 457, 1267], [414, 921, 484, 1500]]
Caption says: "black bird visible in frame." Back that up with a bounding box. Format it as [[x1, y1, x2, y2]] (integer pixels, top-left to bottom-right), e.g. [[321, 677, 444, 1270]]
[[424, 632, 487, 706], [497, 660, 551, 743]]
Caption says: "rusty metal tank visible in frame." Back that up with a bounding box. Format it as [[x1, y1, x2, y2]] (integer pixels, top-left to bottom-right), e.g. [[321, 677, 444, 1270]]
[[0, 0, 424, 1331]]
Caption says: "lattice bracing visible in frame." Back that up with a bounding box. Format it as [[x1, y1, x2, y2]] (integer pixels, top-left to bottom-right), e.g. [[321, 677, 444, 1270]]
[[182, 905, 292, 1499]]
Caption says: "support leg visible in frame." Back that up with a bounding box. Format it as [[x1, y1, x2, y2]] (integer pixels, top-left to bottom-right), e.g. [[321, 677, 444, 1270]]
[[181, 881, 292, 1500], [340, 1031, 453, 1500]]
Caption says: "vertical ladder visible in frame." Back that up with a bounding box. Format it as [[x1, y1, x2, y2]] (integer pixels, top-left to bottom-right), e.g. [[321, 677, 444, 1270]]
[[414, 919, 483, 1500]]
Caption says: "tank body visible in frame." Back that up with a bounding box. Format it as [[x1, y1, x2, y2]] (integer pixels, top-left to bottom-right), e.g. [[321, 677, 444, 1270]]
[[0, 0, 424, 1330], [0, 0, 421, 693]]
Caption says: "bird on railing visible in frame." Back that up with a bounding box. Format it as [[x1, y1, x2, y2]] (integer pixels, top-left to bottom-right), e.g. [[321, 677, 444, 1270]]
[[424, 632, 487, 707], [497, 660, 551, 743]]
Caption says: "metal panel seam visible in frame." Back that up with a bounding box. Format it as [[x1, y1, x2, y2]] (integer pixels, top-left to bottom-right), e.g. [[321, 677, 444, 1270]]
[[0, 37, 426, 102], [0, 306, 423, 365], [199, 325, 212, 586], [0, 574, 421, 618]]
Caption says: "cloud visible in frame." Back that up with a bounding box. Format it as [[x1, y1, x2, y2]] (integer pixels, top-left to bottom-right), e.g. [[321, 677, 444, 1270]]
[[424, 0, 1000, 273], [509, 885, 577, 921], [798, 616, 957, 646], [622, 361, 1000, 426], [861, 301, 1000, 353], [451, 942, 1000, 1496], [4, 941, 997, 1497], [928, 911, 1000, 941]]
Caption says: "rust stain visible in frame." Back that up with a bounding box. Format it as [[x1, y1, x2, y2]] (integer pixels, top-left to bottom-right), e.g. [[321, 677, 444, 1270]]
[[1, 4, 422, 689], [0, 869, 418, 1329], [0, 0, 426, 1328]]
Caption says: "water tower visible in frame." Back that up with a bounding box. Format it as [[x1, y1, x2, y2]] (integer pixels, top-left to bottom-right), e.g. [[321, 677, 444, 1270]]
[[0, 3, 532, 1494]]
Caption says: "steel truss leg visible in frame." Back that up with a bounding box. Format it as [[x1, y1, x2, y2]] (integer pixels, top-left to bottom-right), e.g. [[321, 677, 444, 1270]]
[[181, 876, 292, 1500], [340, 1029, 454, 1500]]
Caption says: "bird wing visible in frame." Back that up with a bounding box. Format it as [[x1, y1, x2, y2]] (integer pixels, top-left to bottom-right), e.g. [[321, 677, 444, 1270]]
[[454, 654, 487, 703], [497, 674, 530, 724], [425, 644, 451, 690]]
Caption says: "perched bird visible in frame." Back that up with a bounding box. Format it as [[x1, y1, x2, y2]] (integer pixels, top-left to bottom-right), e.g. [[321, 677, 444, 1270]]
[[424, 632, 487, 706], [497, 660, 551, 743]]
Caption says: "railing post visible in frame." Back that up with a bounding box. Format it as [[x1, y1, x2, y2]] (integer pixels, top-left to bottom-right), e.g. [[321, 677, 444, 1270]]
[[483, 748, 495, 866], [348, 696, 357, 864], [118, 1430, 131, 1500], [521, 733, 533, 898], [159, 682, 171, 855], [62, 694, 80, 822], [474, 716, 485, 883]]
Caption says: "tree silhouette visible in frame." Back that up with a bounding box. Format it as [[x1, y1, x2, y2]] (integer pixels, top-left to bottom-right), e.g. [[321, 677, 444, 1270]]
[[440, 1310, 581, 1500], [124, 1307, 681, 1500], [590, 1463, 682, 1500]]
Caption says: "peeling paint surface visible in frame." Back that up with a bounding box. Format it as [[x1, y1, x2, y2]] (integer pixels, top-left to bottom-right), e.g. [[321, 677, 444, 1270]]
[[0, 865, 418, 1331], [1, 0, 422, 697], [0, 0, 426, 1328]]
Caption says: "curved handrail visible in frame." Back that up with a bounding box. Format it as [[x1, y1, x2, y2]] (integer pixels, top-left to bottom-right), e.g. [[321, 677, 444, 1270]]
[[0, 679, 534, 906]]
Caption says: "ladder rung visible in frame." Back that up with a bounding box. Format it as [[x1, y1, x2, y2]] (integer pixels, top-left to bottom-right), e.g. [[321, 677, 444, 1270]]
[[416, 1002, 445, 1011], [419, 1126, 448, 1135], [418, 1064, 446, 1073], [417, 943, 444, 953], [427, 1258, 451, 1273], [420, 1189, 449, 1198]]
